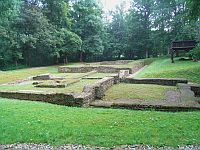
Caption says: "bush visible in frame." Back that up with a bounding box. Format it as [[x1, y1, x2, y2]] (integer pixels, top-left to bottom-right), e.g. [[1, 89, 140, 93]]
[[189, 45, 200, 61]]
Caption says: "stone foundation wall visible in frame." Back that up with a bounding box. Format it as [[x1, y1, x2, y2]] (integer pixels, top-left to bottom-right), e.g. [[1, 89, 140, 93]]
[[0, 76, 117, 106], [83, 77, 116, 99], [58, 67, 94, 73], [58, 61, 145, 74], [0, 91, 93, 107], [99, 60, 133, 65], [33, 74, 52, 80], [124, 78, 188, 86], [58, 66, 124, 73], [95, 77, 115, 99], [189, 84, 200, 97]]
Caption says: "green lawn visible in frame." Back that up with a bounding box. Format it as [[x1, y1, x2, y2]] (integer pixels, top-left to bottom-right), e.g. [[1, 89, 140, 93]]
[[0, 98, 199, 147], [0, 66, 58, 84], [136, 58, 200, 84], [0, 79, 97, 93], [52, 73, 89, 78], [87, 73, 113, 78], [103, 83, 175, 101]]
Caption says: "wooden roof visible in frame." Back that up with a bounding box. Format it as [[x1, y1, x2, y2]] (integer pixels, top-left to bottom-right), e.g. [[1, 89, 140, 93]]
[[171, 40, 197, 51]]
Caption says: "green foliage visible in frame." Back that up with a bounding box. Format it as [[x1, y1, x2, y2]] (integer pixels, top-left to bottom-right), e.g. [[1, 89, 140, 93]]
[[0, 0, 200, 69], [42, 0, 72, 28], [72, 0, 104, 61], [187, 0, 200, 21], [189, 45, 200, 60], [107, 3, 128, 59]]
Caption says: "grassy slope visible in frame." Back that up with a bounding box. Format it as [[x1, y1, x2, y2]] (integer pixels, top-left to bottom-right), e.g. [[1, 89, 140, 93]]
[[0, 98, 199, 147], [136, 58, 200, 84], [103, 83, 175, 101]]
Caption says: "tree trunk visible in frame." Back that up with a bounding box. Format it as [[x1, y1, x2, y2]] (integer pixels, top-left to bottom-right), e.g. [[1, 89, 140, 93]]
[[64, 54, 68, 64], [176, 51, 179, 57], [118, 53, 121, 59], [15, 60, 18, 67], [56, 56, 59, 64], [146, 50, 149, 58], [79, 51, 83, 62]]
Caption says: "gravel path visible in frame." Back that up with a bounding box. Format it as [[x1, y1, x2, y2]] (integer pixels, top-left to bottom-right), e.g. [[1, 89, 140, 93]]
[[0, 144, 199, 150]]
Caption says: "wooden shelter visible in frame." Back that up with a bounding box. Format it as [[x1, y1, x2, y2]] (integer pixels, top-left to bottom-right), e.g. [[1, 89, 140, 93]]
[[170, 40, 197, 63]]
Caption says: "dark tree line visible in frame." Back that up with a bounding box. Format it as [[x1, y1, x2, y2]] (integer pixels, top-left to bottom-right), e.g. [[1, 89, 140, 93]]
[[0, 0, 199, 69]]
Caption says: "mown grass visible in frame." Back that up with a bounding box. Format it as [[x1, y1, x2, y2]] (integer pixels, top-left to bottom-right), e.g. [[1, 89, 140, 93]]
[[0, 79, 97, 93], [103, 83, 175, 101], [87, 73, 113, 78], [0, 66, 58, 84], [0, 98, 199, 147], [52, 73, 88, 78], [136, 58, 200, 83]]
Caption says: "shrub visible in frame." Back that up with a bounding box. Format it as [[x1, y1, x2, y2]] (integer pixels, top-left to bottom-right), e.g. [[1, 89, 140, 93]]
[[189, 45, 200, 61]]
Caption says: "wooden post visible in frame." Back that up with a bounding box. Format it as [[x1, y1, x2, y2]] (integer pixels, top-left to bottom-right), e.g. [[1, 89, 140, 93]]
[[176, 50, 179, 57], [171, 49, 174, 63]]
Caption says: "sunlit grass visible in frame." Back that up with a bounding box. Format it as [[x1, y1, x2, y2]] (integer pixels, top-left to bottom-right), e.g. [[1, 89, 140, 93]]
[[136, 58, 200, 83]]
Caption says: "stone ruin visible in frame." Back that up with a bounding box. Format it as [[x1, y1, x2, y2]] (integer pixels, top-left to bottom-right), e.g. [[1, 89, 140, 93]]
[[33, 74, 53, 80], [0, 60, 199, 111]]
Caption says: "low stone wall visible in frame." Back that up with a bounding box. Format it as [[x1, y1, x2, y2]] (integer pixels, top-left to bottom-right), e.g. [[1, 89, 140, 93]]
[[83, 77, 116, 99], [0, 91, 93, 107], [95, 77, 115, 99], [33, 74, 52, 80], [90, 101, 200, 111], [177, 83, 200, 104], [124, 78, 188, 86], [58, 66, 93, 73], [189, 84, 200, 97], [99, 60, 133, 65], [58, 66, 127, 73], [177, 83, 196, 102], [58, 62, 144, 74]]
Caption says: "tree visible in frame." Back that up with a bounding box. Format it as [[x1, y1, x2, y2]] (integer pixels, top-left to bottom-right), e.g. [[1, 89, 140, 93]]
[[56, 28, 82, 64], [0, 0, 22, 68], [131, 0, 154, 58], [42, 0, 72, 28], [72, 0, 104, 61], [108, 3, 128, 59], [187, 0, 200, 21]]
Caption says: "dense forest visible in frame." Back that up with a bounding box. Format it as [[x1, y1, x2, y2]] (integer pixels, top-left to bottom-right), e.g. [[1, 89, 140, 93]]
[[0, 0, 200, 69]]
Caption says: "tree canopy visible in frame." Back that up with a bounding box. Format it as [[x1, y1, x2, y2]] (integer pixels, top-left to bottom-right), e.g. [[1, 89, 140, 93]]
[[0, 0, 199, 69]]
